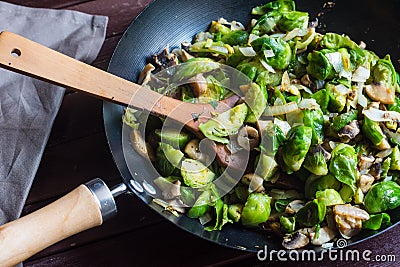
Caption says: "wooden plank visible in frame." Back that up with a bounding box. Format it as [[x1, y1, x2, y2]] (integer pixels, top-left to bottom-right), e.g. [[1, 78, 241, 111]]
[[5, 0, 93, 9], [66, 0, 153, 38], [25, 132, 120, 204], [24, 193, 164, 261], [92, 34, 121, 70], [46, 93, 104, 147], [25, 220, 250, 267], [25, 223, 400, 267]]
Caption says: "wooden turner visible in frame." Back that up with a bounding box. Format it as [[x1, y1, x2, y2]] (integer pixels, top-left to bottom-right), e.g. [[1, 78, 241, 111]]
[[0, 31, 239, 134], [0, 31, 247, 169]]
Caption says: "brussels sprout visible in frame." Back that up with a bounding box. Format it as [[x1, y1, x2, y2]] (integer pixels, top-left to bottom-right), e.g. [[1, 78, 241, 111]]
[[155, 129, 190, 149], [303, 108, 324, 145], [364, 181, 400, 213], [187, 190, 211, 218], [320, 33, 364, 57], [296, 199, 326, 227], [362, 213, 391, 231], [371, 55, 397, 88], [251, 37, 292, 70], [305, 174, 341, 199], [326, 83, 347, 113], [311, 89, 329, 114], [255, 153, 279, 181], [236, 60, 259, 81], [282, 125, 312, 173], [181, 159, 215, 188], [174, 58, 219, 79], [180, 186, 196, 206], [251, 0, 295, 15], [280, 216, 296, 233], [329, 143, 358, 195], [209, 21, 231, 35], [205, 199, 233, 231], [306, 51, 334, 81], [277, 11, 309, 32], [303, 145, 329, 176], [251, 12, 282, 35], [221, 30, 249, 46], [362, 117, 385, 146], [316, 189, 344, 206], [339, 185, 353, 203], [256, 70, 283, 88], [228, 203, 244, 223], [390, 146, 400, 170], [199, 103, 248, 144], [331, 110, 358, 132], [241, 193, 272, 227], [259, 121, 286, 156], [245, 83, 267, 123], [189, 41, 231, 56], [156, 143, 184, 177], [203, 75, 226, 101]]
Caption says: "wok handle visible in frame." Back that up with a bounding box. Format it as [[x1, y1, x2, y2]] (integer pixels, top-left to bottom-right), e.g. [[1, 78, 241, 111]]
[[0, 178, 117, 267]]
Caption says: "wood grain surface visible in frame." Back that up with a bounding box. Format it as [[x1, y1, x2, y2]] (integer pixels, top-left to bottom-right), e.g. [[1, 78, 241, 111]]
[[3, 0, 398, 266]]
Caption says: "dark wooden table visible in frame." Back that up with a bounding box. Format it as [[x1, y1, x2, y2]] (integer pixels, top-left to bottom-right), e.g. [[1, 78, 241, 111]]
[[6, 0, 399, 266]]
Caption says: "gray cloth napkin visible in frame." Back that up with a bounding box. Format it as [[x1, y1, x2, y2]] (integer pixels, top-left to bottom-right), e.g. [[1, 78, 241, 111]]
[[0, 2, 108, 225]]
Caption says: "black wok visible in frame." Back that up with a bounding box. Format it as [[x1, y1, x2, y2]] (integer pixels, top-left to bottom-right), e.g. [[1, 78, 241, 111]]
[[104, 0, 400, 252]]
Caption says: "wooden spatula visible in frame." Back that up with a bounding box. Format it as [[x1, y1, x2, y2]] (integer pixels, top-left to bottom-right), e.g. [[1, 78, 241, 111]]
[[0, 31, 245, 169], [0, 31, 240, 133]]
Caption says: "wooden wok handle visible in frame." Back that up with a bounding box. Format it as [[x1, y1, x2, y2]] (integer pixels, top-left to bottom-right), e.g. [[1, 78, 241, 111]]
[[0, 179, 116, 267]]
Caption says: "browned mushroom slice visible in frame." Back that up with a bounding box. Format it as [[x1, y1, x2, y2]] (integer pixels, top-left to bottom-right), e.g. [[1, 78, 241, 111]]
[[333, 204, 370, 239], [137, 63, 155, 85], [237, 126, 260, 150], [153, 47, 178, 69], [309, 226, 337, 245], [282, 232, 309, 249], [365, 83, 395, 104], [188, 73, 208, 98], [300, 74, 317, 92], [181, 49, 194, 62], [285, 200, 305, 215], [338, 120, 360, 143], [358, 154, 375, 170], [130, 129, 156, 162], [358, 174, 375, 193]]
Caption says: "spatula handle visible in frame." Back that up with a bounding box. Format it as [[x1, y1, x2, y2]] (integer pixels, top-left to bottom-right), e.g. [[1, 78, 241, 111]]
[[0, 178, 115, 267]]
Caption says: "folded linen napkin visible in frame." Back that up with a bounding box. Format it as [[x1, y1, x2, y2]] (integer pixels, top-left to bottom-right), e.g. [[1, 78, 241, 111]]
[[0, 1, 108, 226]]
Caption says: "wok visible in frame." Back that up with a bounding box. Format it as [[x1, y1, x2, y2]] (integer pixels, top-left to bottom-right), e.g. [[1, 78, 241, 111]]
[[0, 0, 399, 265]]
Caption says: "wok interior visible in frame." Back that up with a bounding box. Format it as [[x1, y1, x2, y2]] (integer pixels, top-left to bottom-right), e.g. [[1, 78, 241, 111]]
[[104, 0, 400, 251]]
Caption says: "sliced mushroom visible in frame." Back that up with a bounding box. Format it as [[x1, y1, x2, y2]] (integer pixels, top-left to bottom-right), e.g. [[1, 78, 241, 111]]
[[365, 83, 395, 104], [181, 49, 194, 62], [241, 173, 265, 193], [184, 139, 210, 164], [237, 126, 260, 150], [285, 200, 305, 215], [282, 232, 310, 249], [358, 174, 375, 193], [333, 204, 370, 239], [162, 180, 181, 200], [369, 162, 382, 180], [375, 148, 393, 159], [137, 63, 155, 85], [310, 226, 338, 245], [358, 155, 375, 170], [338, 120, 360, 143], [130, 129, 156, 162], [152, 46, 178, 69], [188, 73, 208, 98], [300, 74, 317, 92]]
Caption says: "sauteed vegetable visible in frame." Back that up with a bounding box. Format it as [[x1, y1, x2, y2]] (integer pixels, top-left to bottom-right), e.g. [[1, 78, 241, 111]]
[[123, 0, 400, 249]]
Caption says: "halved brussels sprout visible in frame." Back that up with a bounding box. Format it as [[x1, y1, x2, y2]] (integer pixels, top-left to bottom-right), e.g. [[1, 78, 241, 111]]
[[364, 181, 400, 213], [282, 125, 312, 172], [181, 159, 215, 188], [241, 193, 272, 227]]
